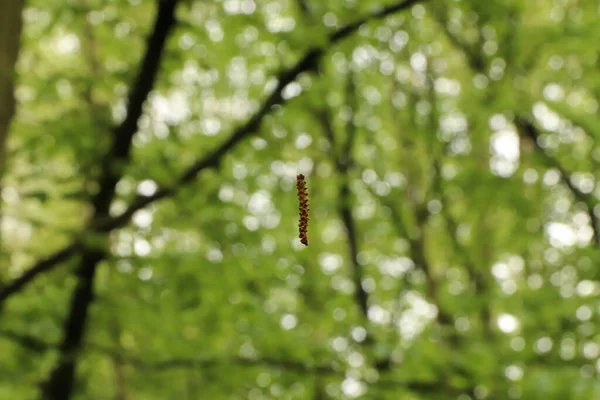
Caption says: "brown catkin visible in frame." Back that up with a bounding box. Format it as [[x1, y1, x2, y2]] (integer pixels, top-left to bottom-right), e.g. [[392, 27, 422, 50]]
[[296, 174, 309, 246]]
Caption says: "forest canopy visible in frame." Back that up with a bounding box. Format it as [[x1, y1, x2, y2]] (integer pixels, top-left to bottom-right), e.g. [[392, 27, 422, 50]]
[[1, 0, 600, 399]]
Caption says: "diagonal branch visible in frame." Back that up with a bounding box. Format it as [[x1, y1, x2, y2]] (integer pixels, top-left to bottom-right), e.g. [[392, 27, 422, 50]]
[[0, 328, 51, 353], [515, 117, 600, 246], [0, 242, 80, 303], [0, 0, 428, 308], [331, 0, 425, 42]]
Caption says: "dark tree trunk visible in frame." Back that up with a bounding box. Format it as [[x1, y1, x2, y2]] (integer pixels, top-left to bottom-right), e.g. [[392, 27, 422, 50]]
[[40, 1, 180, 398]]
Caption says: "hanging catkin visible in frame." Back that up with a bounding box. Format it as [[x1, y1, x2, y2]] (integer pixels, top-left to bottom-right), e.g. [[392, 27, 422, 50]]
[[296, 174, 309, 246]]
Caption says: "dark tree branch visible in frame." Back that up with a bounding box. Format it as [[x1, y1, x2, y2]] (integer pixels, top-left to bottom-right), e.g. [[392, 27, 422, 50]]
[[315, 108, 336, 150], [0, 0, 427, 310], [0, 242, 80, 304], [295, 0, 312, 18], [315, 75, 369, 320], [515, 117, 600, 246], [40, 1, 180, 399], [337, 75, 367, 319], [340, 195, 368, 314], [0, 329, 50, 352]]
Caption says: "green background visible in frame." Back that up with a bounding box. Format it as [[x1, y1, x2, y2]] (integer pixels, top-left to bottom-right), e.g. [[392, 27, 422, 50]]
[[1, 0, 599, 399]]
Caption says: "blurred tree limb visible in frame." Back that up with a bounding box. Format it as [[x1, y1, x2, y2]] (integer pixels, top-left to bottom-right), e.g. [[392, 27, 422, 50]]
[[515, 117, 600, 246], [316, 76, 368, 320]]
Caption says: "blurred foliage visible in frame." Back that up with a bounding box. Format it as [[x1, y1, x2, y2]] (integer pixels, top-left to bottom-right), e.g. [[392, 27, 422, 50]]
[[1, 0, 600, 399]]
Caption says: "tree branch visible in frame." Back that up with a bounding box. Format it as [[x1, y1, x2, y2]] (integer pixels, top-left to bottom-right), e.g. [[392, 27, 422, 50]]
[[0, 329, 50, 353], [0, 0, 428, 309], [515, 116, 600, 246], [0, 242, 80, 304], [315, 76, 369, 320], [40, 1, 180, 398]]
